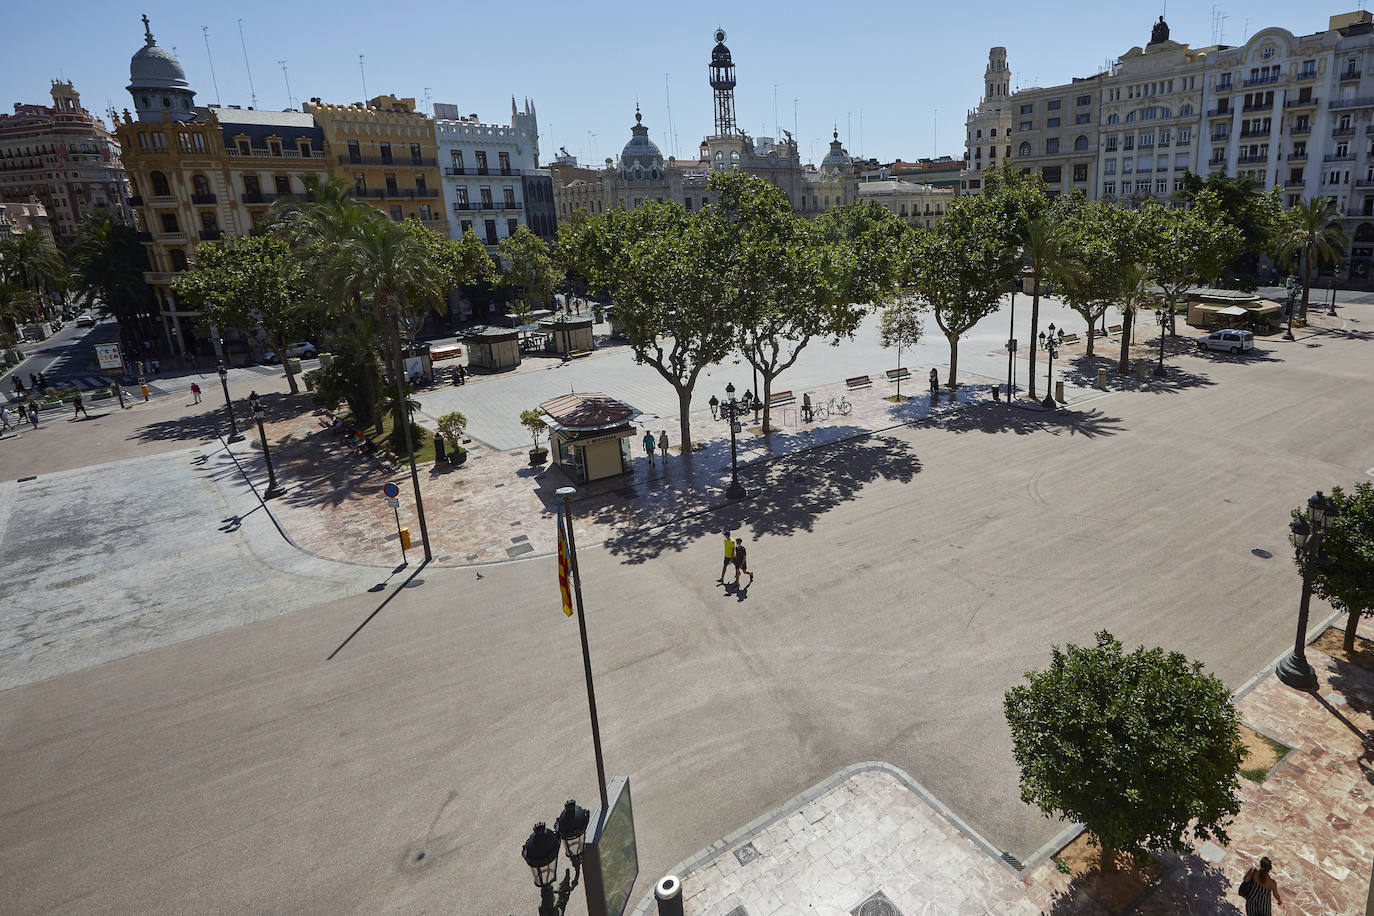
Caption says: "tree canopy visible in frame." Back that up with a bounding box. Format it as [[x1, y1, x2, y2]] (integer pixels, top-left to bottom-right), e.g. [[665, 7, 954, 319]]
[[66, 211, 156, 340], [1294, 482, 1374, 653], [1274, 197, 1349, 319]]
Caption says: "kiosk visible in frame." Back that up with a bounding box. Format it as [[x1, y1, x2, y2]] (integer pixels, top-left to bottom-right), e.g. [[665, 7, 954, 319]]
[[461, 326, 522, 370], [539, 315, 596, 355], [539, 392, 639, 483]]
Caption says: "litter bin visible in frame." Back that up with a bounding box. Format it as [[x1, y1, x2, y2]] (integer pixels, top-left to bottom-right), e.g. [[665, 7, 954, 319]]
[[400, 527, 412, 551], [1055, 380, 1064, 402], [319, 352, 334, 369], [654, 875, 683, 916], [286, 357, 303, 376]]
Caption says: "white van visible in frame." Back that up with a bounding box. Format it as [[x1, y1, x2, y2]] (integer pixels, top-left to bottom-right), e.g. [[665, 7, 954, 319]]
[[1197, 329, 1254, 353]]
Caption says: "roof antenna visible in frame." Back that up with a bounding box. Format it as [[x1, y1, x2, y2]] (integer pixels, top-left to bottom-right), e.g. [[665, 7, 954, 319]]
[[359, 54, 368, 103], [201, 26, 222, 107], [237, 19, 257, 108], [279, 60, 295, 109]]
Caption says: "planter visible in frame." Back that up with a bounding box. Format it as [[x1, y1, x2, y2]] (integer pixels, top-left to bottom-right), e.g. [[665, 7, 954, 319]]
[[450, 449, 468, 466], [37, 400, 64, 411], [529, 447, 549, 465]]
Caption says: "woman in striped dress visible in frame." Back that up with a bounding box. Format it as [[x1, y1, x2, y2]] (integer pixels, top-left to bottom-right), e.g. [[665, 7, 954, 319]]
[[1242, 856, 1282, 916]]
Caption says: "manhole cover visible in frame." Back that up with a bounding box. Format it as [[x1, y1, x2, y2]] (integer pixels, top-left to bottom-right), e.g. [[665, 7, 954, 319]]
[[733, 842, 760, 866], [851, 890, 902, 916], [723, 907, 750, 916], [506, 543, 535, 558], [511, 535, 529, 544]]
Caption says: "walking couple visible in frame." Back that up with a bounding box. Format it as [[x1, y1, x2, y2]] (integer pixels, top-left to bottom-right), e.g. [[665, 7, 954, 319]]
[[717, 530, 754, 587]]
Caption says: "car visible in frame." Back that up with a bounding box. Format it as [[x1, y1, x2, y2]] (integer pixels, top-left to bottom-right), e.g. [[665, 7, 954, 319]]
[[1197, 329, 1253, 354], [263, 341, 318, 362], [75, 314, 96, 327]]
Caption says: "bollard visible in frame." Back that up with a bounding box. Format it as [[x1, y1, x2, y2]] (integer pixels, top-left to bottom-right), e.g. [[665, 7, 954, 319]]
[[1134, 360, 1147, 380], [399, 527, 412, 551], [654, 875, 684, 916], [1055, 380, 1064, 403], [1096, 368, 1107, 390], [992, 385, 1000, 402]]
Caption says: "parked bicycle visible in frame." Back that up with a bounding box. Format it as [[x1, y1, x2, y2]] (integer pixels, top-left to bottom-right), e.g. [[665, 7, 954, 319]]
[[809, 395, 852, 421]]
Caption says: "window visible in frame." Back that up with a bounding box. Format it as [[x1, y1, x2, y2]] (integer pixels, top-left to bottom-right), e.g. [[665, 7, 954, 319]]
[[243, 175, 261, 195], [353, 173, 366, 193], [1140, 132, 1154, 146], [170, 249, 188, 271], [268, 140, 282, 157], [990, 128, 997, 138], [410, 143, 422, 164], [461, 220, 472, 235], [507, 218, 519, 236], [1104, 160, 1117, 175], [1124, 136, 1135, 150], [1042, 165, 1061, 183], [484, 219, 497, 245], [1122, 157, 1134, 174], [200, 211, 217, 232], [480, 187, 493, 207], [1020, 103, 1033, 114], [1048, 99, 1061, 110], [451, 150, 465, 172], [235, 138, 251, 156], [1076, 113, 1090, 124], [1018, 141, 1031, 156], [379, 142, 393, 164], [499, 151, 511, 174], [1136, 179, 1150, 193], [1077, 95, 1091, 106], [298, 140, 312, 157], [160, 212, 179, 232], [1019, 120, 1032, 131], [419, 204, 433, 221], [1073, 163, 1088, 181], [385, 173, 399, 194], [347, 140, 361, 163], [1106, 136, 1118, 151], [1126, 111, 1137, 123], [476, 151, 489, 174], [274, 175, 290, 195], [503, 187, 516, 206], [1107, 113, 1119, 125], [150, 171, 170, 196], [976, 129, 982, 139], [388, 205, 403, 221], [1047, 118, 1060, 128], [415, 174, 427, 193], [989, 146, 997, 158], [1179, 128, 1191, 142], [192, 174, 210, 196], [1261, 47, 1274, 59], [1046, 138, 1059, 153], [1103, 180, 1116, 196], [1156, 178, 1168, 193], [456, 186, 469, 205], [1180, 104, 1193, 117], [1074, 135, 1089, 151]]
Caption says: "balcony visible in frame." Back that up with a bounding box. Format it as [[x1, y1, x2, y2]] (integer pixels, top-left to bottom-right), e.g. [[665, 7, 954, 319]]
[[190, 192, 218, 204], [1287, 97, 1319, 108], [241, 191, 308, 204], [198, 228, 224, 241], [351, 187, 440, 200], [1206, 108, 1232, 119], [227, 147, 325, 159], [1340, 69, 1362, 82], [337, 154, 438, 167], [1324, 153, 1355, 162], [443, 166, 523, 177], [1357, 179, 1374, 188], [1333, 126, 1357, 137], [1208, 157, 1227, 167], [1242, 74, 1280, 87], [1215, 82, 1234, 93], [1236, 154, 1269, 164], [1241, 101, 1273, 113], [1138, 141, 1154, 149], [1158, 140, 1171, 148], [452, 201, 522, 212], [1289, 151, 1307, 163], [1290, 124, 1312, 135], [1284, 179, 1306, 188], [1176, 138, 1191, 146], [1137, 167, 1153, 174], [1210, 133, 1229, 142], [1240, 128, 1271, 138], [1327, 97, 1374, 110], [128, 195, 144, 207], [155, 230, 188, 243], [1296, 69, 1319, 82]]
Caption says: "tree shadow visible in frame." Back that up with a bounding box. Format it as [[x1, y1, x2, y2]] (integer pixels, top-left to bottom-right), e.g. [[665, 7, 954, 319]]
[[1054, 352, 1216, 398], [1042, 852, 1240, 915], [602, 432, 922, 564], [1318, 658, 1374, 786], [128, 389, 316, 444], [924, 402, 1125, 438]]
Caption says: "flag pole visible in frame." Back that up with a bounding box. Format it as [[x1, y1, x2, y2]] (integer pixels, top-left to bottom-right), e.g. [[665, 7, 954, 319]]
[[558, 486, 610, 817]]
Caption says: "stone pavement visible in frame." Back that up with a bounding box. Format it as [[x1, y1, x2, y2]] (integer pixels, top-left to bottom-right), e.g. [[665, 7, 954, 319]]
[[630, 614, 1374, 916]]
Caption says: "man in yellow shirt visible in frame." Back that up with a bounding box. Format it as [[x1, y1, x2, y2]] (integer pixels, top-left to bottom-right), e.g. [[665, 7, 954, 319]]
[[719, 530, 735, 582]]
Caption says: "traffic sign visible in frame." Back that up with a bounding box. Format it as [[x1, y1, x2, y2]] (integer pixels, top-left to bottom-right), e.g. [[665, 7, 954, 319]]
[[387, 497, 400, 508], [383, 482, 400, 498]]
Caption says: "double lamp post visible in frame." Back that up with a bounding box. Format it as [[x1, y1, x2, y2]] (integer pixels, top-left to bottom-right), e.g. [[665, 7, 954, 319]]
[[1276, 490, 1340, 690], [709, 382, 749, 500]]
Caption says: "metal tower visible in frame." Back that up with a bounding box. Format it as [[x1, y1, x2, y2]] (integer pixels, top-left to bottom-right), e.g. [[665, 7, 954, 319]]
[[709, 28, 737, 136]]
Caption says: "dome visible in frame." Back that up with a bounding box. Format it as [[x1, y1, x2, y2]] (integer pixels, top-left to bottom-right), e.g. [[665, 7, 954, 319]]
[[619, 108, 664, 180], [128, 16, 190, 91], [821, 130, 852, 171]]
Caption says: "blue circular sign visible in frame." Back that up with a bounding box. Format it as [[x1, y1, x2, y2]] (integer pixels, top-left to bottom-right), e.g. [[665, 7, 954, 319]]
[[383, 483, 400, 498]]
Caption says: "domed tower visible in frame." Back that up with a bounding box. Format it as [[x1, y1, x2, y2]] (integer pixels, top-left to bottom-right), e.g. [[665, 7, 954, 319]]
[[984, 46, 1011, 102], [127, 14, 196, 122], [709, 28, 738, 136], [820, 129, 853, 174], [619, 107, 665, 181]]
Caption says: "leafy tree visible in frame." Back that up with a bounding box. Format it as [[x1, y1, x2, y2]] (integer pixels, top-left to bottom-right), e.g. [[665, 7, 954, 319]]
[[1111, 260, 1158, 375], [67, 211, 157, 344], [558, 201, 733, 450], [0, 229, 63, 319], [304, 333, 383, 427], [436, 410, 468, 449], [877, 299, 922, 400], [713, 171, 867, 432], [1275, 197, 1349, 320], [172, 235, 314, 393], [1004, 631, 1245, 872], [519, 408, 548, 451], [1138, 191, 1242, 321], [1294, 482, 1374, 653], [1051, 200, 1127, 358], [812, 198, 912, 305], [981, 161, 1054, 397], [1178, 172, 1286, 289], [498, 226, 563, 310]]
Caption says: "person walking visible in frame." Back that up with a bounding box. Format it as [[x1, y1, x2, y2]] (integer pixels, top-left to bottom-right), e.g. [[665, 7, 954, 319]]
[[190, 382, 202, 404], [733, 538, 754, 587], [27, 403, 39, 429], [1240, 857, 1281, 914], [0, 405, 12, 431], [929, 368, 939, 397], [802, 392, 813, 423], [643, 429, 656, 465], [718, 530, 735, 582], [657, 429, 669, 460], [36, 371, 48, 390], [11, 374, 25, 397], [29, 372, 39, 390], [71, 390, 90, 420]]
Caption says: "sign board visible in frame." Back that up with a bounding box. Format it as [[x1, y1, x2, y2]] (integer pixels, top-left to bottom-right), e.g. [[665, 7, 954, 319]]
[[387, 497, 400, 508], [95, 343, 123, 370], [573, 429, 634, 447], [382, 482, 400, 498], [582, 776, 638, 916]]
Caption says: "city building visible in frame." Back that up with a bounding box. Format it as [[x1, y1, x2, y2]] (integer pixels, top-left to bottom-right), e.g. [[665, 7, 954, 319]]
[[885, 157, 964, 192], [434, 99, 555, 248], [1008, 74, 1106, 201], [961, 47, 1015, 194], [856, 178, 954, 229], [0, 198, 53, 240], [116, 16, 331, 357], [0, 81, 132, 239], [304, 94, 447, 235]]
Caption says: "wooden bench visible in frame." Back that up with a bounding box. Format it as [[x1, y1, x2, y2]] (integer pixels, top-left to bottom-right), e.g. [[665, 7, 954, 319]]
[[1094, 327, 1109, 337], [1059, 333, 1082, 345], [319, 409, 338, 429], [846, 375, 873, 390], [1107, 324, 1123, 336], [884, 368, 910, 384], [568, 347, 592, 359], [769, 389, 796, 409]]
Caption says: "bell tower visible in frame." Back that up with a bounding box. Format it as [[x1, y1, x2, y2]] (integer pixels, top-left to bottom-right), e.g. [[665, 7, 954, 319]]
[[984, 47, 1011, 102], [709, 28, 738, 136]]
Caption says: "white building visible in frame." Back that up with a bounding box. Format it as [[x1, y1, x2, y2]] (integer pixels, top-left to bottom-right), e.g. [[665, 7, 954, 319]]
[[961, 47, 1015, 193]]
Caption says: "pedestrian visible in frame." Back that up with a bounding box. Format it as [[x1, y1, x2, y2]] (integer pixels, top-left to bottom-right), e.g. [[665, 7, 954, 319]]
[[718, 530, 735, 582], [36, 371, 48, 390], [151, 359, 160, 375], [929, 368, 939, 396], [643, 428, 656, 465], [27, 403, 39, 429], [802, 392, 813, 423], [190, 382, 201, 404], [733, 538, 754, 587], [71, 390, 89, 420], [657, 429, 669, 459], [10, 374, 23, 396], [0, 405, 11, 431], [456, 364, 467, 386], [1240, 856, 1282, 915], [29, 372, 39, 390]]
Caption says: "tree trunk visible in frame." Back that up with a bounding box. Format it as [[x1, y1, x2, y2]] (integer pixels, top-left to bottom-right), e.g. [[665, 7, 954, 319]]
[[1098, 838, 1119, 874], [1299, 255, 1312, 321], [1084, 316, 1095, 357], [1028, 279, 1042, 399], [945, 331, 959, 389], [676, 385, 693, 452], [1117, 308, 1134, 375], [1346, 610, 1361, 653], [272, 333, 300, 394]]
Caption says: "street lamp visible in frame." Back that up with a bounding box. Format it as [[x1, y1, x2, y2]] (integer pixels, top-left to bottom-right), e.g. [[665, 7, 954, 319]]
[[1037, 324, 1064, 409], [1276, 491, 1340, 690], [1153, 307, 1169, 377], [520, 799, 592, 916], [248, 391, 285, 499], [1006, 276, 1023, 402], [708, 395, 720, 421], [720, 382, 747, 499], [1283, 282, 1298, 340], [217, 360, 244, 443], [1328, 267, 1339, 317]]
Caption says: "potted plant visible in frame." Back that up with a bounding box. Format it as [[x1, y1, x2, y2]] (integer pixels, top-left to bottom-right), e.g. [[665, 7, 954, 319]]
[[521, 408, 549, 464], [436, 410, 469, 466]]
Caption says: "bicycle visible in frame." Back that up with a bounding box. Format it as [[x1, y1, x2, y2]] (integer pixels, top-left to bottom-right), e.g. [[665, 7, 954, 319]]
[[827, 395, 852, 417]]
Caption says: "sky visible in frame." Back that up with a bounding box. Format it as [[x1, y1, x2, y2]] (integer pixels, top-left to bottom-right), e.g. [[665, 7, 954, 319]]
[[0, 1, 1350, 167]]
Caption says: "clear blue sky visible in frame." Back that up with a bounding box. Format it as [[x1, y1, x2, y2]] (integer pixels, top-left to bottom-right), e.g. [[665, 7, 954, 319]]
[[1, 1, 1347, 166]]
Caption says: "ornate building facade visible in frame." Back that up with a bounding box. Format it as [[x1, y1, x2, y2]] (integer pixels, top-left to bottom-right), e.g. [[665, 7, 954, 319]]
[[961, 47, 1014, 194]]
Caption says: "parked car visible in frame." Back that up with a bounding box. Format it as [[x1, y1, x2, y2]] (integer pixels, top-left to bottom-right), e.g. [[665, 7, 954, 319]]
[[1197, 329, 1253, 353], [263, 341, 318, 362], [75, 314, 96, 327]]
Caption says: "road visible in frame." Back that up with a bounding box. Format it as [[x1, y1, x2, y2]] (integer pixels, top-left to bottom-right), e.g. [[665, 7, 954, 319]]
[[1, 306, 1370, 914]]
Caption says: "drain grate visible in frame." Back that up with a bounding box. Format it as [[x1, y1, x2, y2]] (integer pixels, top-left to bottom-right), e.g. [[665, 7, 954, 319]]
[[851, 890, 902, 916], [511, 535, 529, 544], [733, 842, 760, 866], [1000, 852, 1024, 870], [506, 543, 535, 558]]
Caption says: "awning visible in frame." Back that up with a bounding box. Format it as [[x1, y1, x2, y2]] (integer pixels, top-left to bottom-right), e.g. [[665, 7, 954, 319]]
[[1215, 305, 1249, 317]]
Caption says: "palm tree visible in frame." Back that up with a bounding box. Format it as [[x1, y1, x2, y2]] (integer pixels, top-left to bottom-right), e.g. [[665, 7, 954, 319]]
[[1276, 197, 1348, 320], [67, 211, 156, 342], [1022, 214, 1067, 399], [1114, 260, 1157, 375], [0, 230, 63, 319]]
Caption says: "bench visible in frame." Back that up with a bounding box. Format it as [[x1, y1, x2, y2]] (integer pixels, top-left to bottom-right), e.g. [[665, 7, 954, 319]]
[[769, 389, 796, 409], [884, 368, 910, 383], [1094, 327, 1109, 337], [1107, 324, 1123, 336], [568, 347, 592, 359], [846, 375, 873, 390], [1059, 333, 1081, 345]]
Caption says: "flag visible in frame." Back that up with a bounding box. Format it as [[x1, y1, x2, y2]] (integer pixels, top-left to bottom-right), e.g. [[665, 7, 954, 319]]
[[557, 504, 574, 617]]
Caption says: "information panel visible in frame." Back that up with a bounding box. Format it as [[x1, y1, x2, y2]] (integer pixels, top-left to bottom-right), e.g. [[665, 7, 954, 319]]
[[95, 343, 123, 371], [582, 776, 638, 916]]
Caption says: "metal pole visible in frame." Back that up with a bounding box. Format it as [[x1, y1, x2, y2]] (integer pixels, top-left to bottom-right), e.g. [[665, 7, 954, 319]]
[[218, 363, 244, 443], [255, 411, 283, 498], [1275, 546, 1319, 689], [1042, 344, 1055, 409], [1155, 311, 1167, 376], [393, 503, 407, 564], [1006, 286, 1016, 401], [558, 488, 610, 819], [726, 398, 745, 499], [390, 302, 431, 561]]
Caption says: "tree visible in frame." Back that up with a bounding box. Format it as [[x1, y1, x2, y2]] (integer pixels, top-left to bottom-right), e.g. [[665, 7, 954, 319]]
[[1004, 631, 1245, 872], [1294, 482, 1374, 653], [172, 235, 314, 393], [1051, 200, 1126, 358], [519, 408, 548, 451], [557, 201, 733, 450], [67, 211, 157, 345], [1275, 197, 1349, 320], [498, 226, 563, 311], [878, 298, 922, 400], [981, 161, 1054, 397], [1178, 172, 1286, 289], [1112, 259, 1158, 375], [436, 410, 468, 450], [0, 229, 63, 319], [713, 171, 867, 433], [1138, 191, 1242, 321]]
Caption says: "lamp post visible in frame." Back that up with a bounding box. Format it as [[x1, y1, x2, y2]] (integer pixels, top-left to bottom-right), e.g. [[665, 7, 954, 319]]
[[1328, 268, 1339, 317], [248, 391, 284, 499], [217, 360, 244, 443], [1276, 490, 1340, 690], [1006, 276, 1022, 401], [1037, 324, 1063, 409], [1153, 307, 1169, 377], [520, 799, 592, 916], [1283, 282, 1298, 340], [708, 395, 720, 421], [720, 382, 747, 499]]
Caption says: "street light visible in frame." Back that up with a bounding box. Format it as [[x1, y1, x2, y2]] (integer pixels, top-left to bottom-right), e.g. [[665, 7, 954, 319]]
[[1037, 324, 1064, 409], [1283, 282, 1298, 340], [1153, 307, 1169, 377], [248, 391, 285, 499], [708, 395, 720, 421], [1006, 276, 1023, 402], [520, 799, 592, 916], [720, 382, 747, 499], [217, 360, 244, 443], [1276, 490, 1340, 690], [1328, 267, 1339, 317]]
